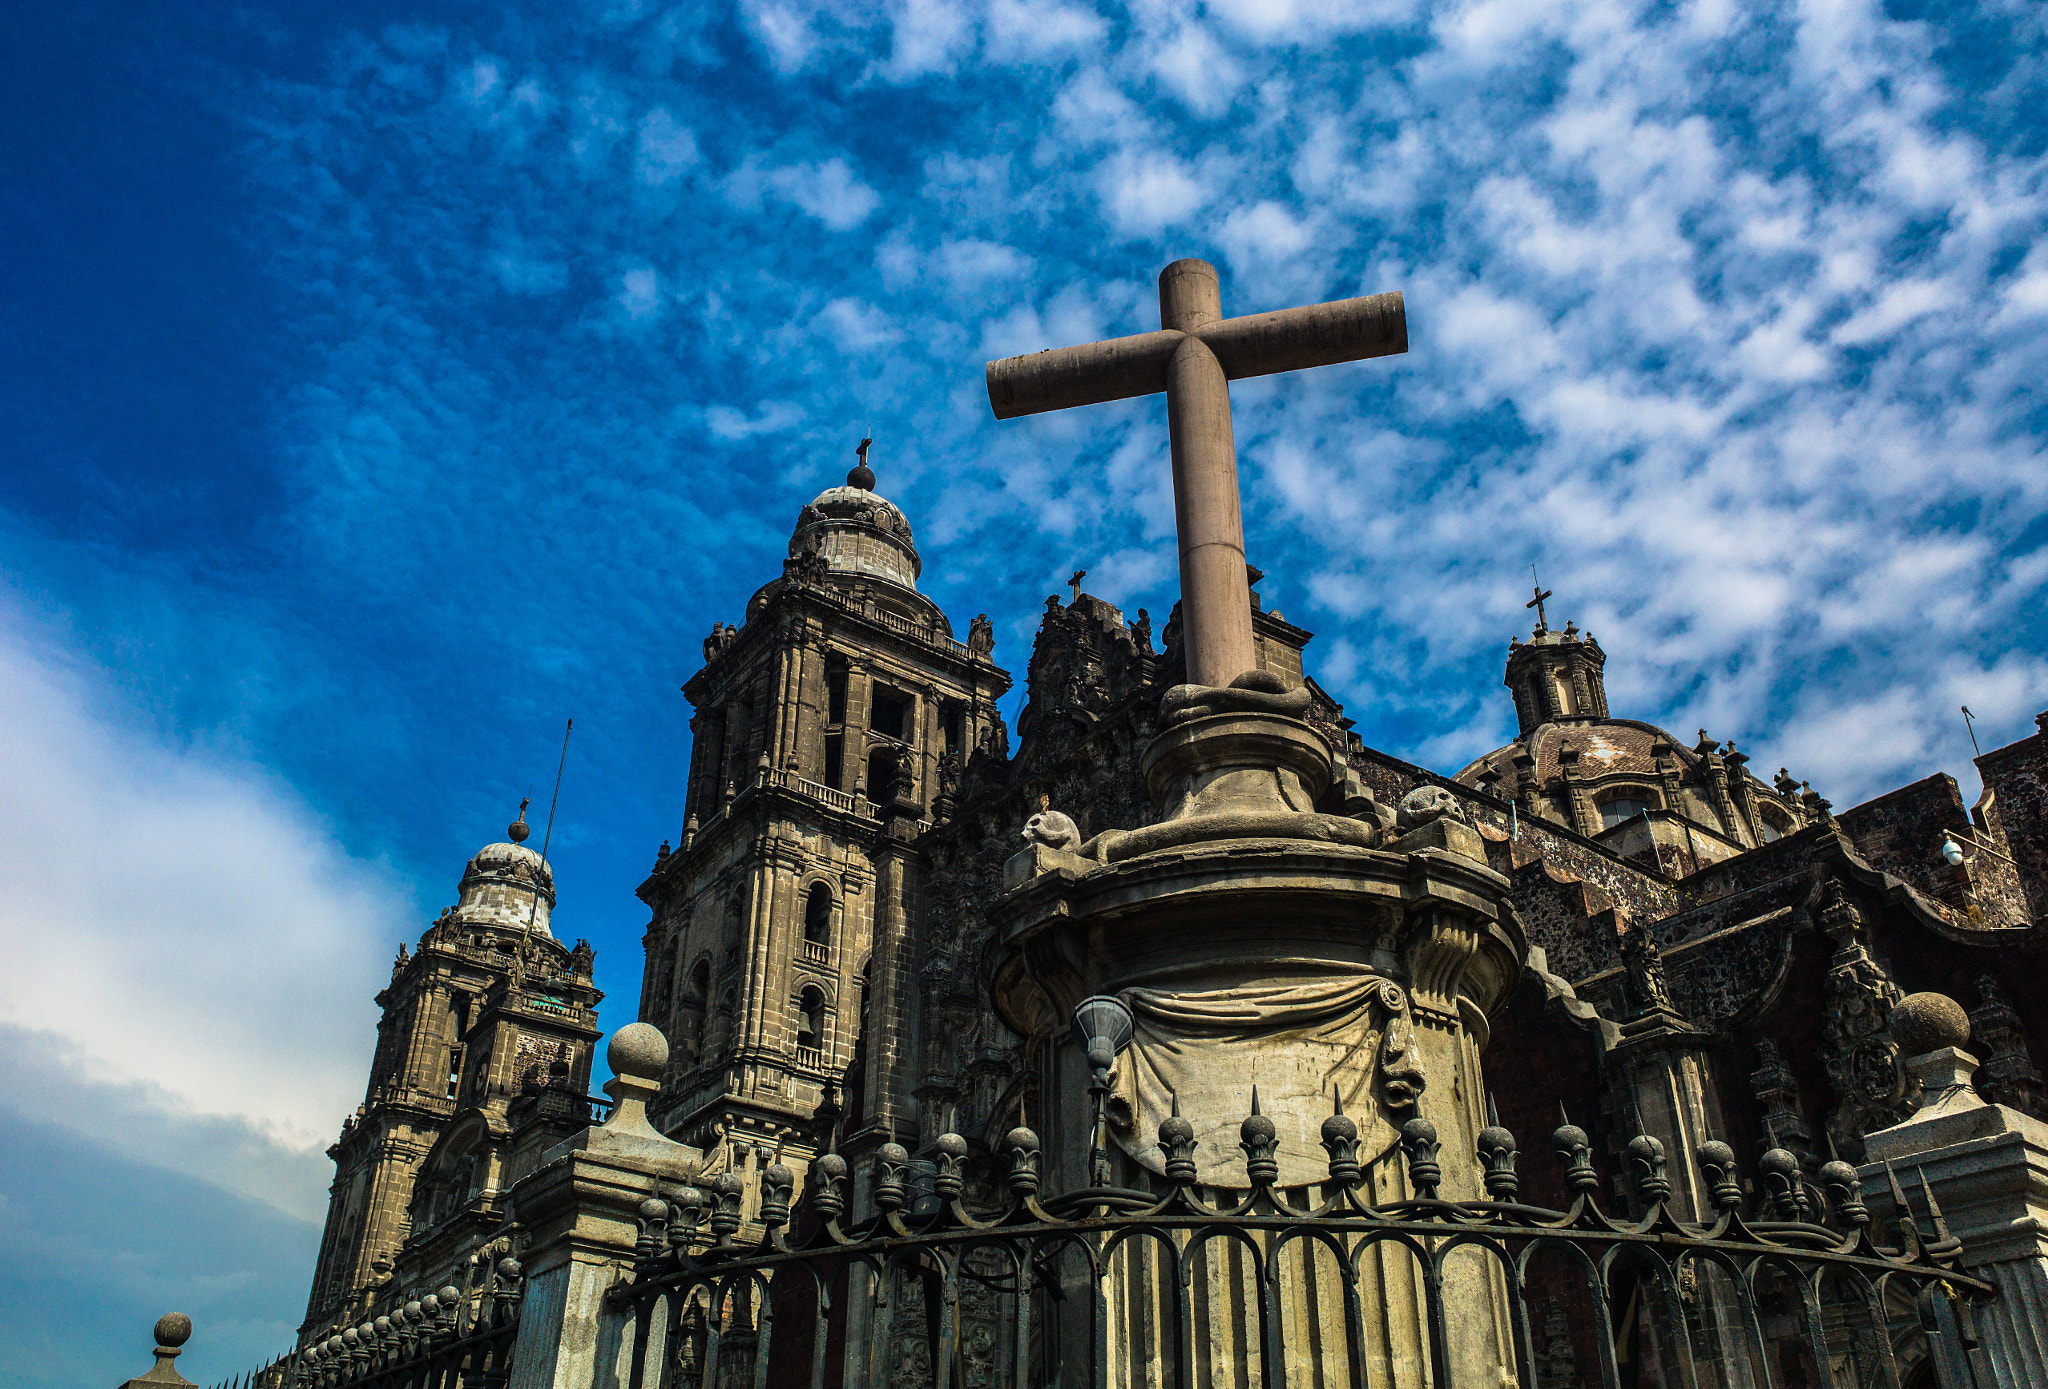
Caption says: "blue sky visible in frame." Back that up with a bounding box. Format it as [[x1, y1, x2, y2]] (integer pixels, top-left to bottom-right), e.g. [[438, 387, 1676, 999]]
[[5, 0, 2045, 1380]]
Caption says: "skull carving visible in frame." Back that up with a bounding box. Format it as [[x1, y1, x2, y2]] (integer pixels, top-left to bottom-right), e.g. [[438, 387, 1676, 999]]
[[1020, 810, 1082, 852], [1397, 785, 1459, 830]]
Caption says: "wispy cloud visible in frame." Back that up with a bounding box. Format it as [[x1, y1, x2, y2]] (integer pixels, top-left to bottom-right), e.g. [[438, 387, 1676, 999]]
[[0, 594, 398, 1216]]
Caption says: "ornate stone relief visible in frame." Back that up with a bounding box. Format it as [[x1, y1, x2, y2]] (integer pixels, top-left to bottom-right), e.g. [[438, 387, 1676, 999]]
[[1816, 885, 1912, 1159], [1970, 975, 2048, 1118], [1749, 1038, 1813, 1163]]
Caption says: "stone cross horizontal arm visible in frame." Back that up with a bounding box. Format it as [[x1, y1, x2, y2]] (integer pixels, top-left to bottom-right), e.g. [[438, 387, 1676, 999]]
[[985, 259, 1407, 687], [985, 292, 1406, 420]]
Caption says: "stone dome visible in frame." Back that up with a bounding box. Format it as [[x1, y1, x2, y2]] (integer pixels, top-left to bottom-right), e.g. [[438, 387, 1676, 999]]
[[789, 480, 922, 590], [451, 838, 555, 939]]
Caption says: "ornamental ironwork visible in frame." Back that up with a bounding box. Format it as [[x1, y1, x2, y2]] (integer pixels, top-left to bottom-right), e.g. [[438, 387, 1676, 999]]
[[612, 1105, 1992, 1389]]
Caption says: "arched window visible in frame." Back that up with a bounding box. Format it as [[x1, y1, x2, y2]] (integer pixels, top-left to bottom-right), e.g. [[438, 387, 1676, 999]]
[[1551, 672, 1579, 717], [1599, 796, 1651, 830], [804, 884, 833, 946], [796, 986, 827, 1051], [1758, 811, 1788, 843]]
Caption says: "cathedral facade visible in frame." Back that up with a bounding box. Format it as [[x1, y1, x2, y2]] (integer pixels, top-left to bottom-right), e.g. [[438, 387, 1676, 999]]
[[296, 448, 2048, 1360]]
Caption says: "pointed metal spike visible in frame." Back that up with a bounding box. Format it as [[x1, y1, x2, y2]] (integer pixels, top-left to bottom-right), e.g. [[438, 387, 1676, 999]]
[[1250, 1084, 1262, 1115], [1488, 1092, 1501, 1128], [1170, 1088, 1181, 1117], [1557, 1101, 1571, 1129], [1918, 1165, 1953, 1237], [1825, 1129, 1840, 1161], [1331, 1086, 1344, 1117], [1884, 1158, 1911, 1209]]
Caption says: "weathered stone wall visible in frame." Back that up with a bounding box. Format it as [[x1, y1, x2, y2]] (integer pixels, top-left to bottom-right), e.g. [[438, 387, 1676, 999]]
[[1980, 716, 2048, 923]]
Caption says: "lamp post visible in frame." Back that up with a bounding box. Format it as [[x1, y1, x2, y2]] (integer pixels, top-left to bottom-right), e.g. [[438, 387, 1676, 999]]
[[1071, 996, 1134, 1187]]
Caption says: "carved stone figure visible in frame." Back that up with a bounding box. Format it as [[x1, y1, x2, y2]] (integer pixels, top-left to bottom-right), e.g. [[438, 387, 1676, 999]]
[[703, 622, 738, 662], [1131, 607, 1154, 655], [966, 613, 994, 658], [1617, 922, 1675, 1016], [1020, 810, 1082, 852]]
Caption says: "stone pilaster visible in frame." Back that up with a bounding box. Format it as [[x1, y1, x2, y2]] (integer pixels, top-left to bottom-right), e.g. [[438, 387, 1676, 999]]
[[1862, 993, 2048, 1389], [506, 1024, 701, 1389]]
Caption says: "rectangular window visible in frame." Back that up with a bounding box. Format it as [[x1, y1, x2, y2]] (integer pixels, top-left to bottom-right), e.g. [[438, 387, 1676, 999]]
[[445, 1045, 464, 1100], [823, 734, 843, 790], [870, 690, 910, 742], [942, 700, 965, 755], [826, 664, 847, 725], [1599, 798, 1650, 830]]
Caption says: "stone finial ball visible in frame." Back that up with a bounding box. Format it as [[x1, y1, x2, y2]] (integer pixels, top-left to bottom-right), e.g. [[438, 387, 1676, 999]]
[[1892, 992, 1971, 1056], [608, 1022, 670, 1079], [155, 1313, 193, 1348]]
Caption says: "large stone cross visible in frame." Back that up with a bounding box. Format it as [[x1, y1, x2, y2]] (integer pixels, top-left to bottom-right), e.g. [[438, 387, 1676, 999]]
[[986, 259, 1406, 688]]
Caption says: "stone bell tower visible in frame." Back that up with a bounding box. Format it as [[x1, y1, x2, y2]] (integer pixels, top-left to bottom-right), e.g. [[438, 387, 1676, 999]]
[[301, 804, 602, 1342], [636, 442, 1012, 1184]]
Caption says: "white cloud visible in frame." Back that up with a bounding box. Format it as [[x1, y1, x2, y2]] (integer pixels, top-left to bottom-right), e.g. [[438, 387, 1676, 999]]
[[1832, 277, 1952, 345], [1095, 150, 1208, 236], [619, 266, 660, 319], [634, 108, 699, 186], [1147, 24, 1244, 118], [985, 0, 1108, 60], [875, 0, 976, 80], [0, 600, 400, 1216], [705, 399, 807, 439], [815, 296, 905, 349], [748, 157, 883, 231]]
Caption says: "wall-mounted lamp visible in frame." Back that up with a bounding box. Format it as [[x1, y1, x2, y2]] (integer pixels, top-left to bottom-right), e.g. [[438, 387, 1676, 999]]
[[1941, 837, 1965, 868]]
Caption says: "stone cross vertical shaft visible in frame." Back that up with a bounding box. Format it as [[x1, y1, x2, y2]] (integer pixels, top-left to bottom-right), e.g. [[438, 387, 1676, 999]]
[[986, 258, 1406, 687]]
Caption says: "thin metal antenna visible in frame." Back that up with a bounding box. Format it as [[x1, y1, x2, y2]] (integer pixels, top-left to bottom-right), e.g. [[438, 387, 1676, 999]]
[[514, 719, 575, 984], [1962, 706, 1981, 759], [538, 718, 574, 863]]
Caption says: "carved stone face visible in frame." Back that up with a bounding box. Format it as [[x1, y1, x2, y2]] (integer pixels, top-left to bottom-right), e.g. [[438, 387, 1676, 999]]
[[1397, 784, 1458, 830], [1020, 810, 1081, 851]]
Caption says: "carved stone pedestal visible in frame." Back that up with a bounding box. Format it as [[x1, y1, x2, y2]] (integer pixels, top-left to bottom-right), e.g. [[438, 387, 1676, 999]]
[[989, 702, 1526, 1387]]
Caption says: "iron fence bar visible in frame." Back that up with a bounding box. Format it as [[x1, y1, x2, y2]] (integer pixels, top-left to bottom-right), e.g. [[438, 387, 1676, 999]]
[[809, 1273, 832, 1389], [752, 1273, 776, 1389], [1796, 1266, 1843, 1389], [702, 1284, 725, 1389], [1091, 1234, 1110, 1389], [1257, 1237, 1285, 1386], [1170, 1237, 1194, 1389], [1421, 1248, 1452, 1389], [934, 1254, 958, 1389], [1916, 1284, 1981, 1389], [1009, 1244, 1031, 1389], [1339, 1237, 1369, 1389]]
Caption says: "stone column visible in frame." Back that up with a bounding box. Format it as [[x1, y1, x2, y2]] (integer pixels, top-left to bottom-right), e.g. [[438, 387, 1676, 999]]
[[1159, 259, 1257, 689], [854, 796, 924, 1155], [506, 1024, 702, 1389], [1862, 992, 2048, 1388]]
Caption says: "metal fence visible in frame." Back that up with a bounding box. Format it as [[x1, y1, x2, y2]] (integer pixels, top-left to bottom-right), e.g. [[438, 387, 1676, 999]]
[[618, 1109, 1993, 1389], [205, 1258, 524, 1389]]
